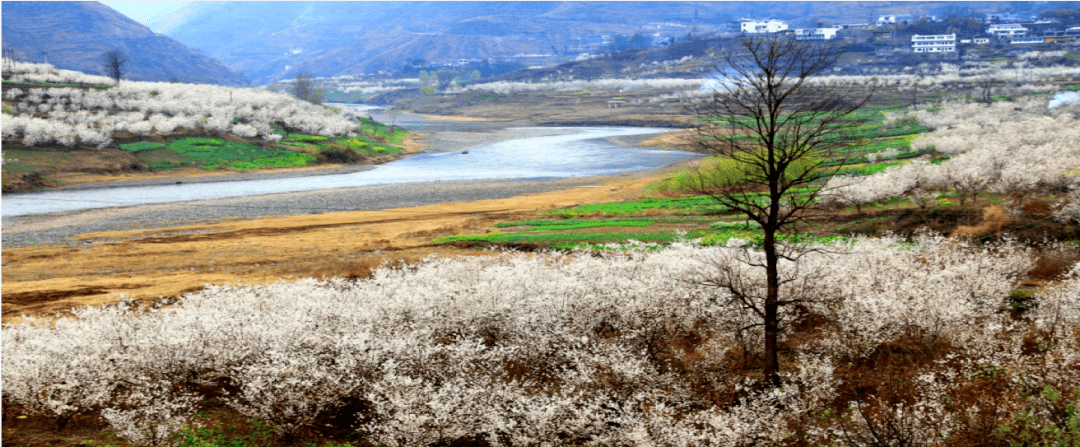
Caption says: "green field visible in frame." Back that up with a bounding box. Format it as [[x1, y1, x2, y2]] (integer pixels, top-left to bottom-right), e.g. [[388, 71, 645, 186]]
[[118, 137, 316, 171], [118, 122, 410, 172], [545, 196, 727, 216], [278, 122, 406, 157]]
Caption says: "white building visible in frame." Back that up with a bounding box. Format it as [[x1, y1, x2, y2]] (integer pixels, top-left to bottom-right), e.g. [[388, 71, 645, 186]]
[[793, 28, 839, 41], [739, 19, 788, 34], [987, 23, 1028, 37], [1011, 37, 1044, 45], [911, 34, 956, 53]]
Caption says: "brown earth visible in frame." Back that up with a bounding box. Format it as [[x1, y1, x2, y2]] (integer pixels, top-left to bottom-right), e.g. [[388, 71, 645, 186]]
[[1, 171, 664, 323]]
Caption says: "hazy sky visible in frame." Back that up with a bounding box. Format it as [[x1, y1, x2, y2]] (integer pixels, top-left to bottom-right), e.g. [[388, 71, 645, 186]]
[[100, 1, 193, 31]]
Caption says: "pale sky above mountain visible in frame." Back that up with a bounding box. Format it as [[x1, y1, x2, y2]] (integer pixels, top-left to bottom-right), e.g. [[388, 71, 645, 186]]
[[100, 1, 193, 32]]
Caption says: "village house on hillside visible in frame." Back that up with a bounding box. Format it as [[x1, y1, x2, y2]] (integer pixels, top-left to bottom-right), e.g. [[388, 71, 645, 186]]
[[739, 18, 788, 34], [794, 28, 839, 41], [911, 34, 957, 52], [988, 23, 1029, 37]]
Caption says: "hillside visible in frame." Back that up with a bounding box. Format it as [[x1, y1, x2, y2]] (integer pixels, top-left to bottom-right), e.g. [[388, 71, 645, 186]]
[[1, 1, 247, 85], [155, 1, 1015, 84], [1, 61, 413, 192]]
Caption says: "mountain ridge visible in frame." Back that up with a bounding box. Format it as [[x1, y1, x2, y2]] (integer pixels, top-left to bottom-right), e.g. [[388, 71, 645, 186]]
[[154, 1, 1019, 85], [2, 1, 248, 85]]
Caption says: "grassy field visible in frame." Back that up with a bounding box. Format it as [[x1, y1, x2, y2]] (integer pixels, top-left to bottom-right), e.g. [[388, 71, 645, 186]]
[[118, 137, 317, 171], [111, 119, 410, 173], [429, 89, 1077, 251]]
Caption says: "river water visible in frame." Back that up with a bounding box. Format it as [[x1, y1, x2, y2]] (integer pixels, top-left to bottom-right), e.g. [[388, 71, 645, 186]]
[[2, 113, 700, 217]]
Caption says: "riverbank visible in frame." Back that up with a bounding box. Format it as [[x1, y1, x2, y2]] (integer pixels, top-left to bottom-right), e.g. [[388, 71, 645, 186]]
[[1, 167, 679, 321], [1, 115, 700, 319], [1, 132, 427, 193]]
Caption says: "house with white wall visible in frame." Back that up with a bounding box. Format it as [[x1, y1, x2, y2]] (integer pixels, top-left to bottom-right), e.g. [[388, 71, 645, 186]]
[[987, 23, 1028, 37], [911, 34, 956, 52], [1010, 37, 1044, 45], [739, 19, 788, 34], [793, 28, 839, 41]]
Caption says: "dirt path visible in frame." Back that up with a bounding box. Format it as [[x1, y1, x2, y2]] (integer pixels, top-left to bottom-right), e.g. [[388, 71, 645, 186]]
[[1, 171, 663, 322]]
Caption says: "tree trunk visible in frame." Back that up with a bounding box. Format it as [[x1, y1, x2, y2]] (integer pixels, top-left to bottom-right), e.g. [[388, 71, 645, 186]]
[[764, 242, 781, 388], [763, 197, 782, 388]]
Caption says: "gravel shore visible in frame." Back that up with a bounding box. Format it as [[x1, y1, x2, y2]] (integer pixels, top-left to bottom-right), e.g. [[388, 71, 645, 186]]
[[1, 174, 641, 247]]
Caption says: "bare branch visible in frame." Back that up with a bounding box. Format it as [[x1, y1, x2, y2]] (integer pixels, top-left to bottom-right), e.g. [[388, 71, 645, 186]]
[[685, 34, 874, 388], [101, 49, 127, 84]]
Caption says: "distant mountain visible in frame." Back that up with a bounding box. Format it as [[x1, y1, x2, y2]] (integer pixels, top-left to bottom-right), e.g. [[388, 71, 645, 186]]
[[154, 1, 1014, 85], [1, 1, 248, 85]]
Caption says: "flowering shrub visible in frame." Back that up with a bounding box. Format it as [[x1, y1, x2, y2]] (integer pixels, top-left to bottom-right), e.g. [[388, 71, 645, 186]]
[[823, 96, 1080, 210], [808, 62, 1080, 91], [4, 236, 1076, 445]]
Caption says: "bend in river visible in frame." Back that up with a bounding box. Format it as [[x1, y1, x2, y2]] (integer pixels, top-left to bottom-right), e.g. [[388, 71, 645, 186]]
[[2, 121, 700, 217]]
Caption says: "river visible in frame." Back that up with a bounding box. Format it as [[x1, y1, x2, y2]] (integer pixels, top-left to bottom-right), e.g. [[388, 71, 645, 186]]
[[1, 113, 701, 217]]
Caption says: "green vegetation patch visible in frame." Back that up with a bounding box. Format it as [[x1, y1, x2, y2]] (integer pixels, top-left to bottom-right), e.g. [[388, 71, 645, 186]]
[[359, 117, 409, 145], [282, 127, 406, 157], [118, 141, 167, 153], [319, 136, 401, 156], [127, 137, 317, 171], [546, 196, 726, 217], [502, 219, 654, 231], [211, 152, 318, 171], [283, 134, 328, 142], [832, 159, 908, 177], [496, 217, 716, 229]]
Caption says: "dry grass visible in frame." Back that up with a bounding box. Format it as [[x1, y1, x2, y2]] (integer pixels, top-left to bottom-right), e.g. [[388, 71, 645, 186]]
[[951, 204, 1013, 239]]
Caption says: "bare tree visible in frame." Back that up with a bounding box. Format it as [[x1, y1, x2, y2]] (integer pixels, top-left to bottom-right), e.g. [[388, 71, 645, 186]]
[[975, 76, 996, 103], [102, 49, 128, 84], [291, 72, 323, 104], [687, 35, 873, 388]]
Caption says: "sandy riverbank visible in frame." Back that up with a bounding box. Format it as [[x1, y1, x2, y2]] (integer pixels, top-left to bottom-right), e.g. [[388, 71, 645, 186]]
[[1, 167, 679, 322]]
